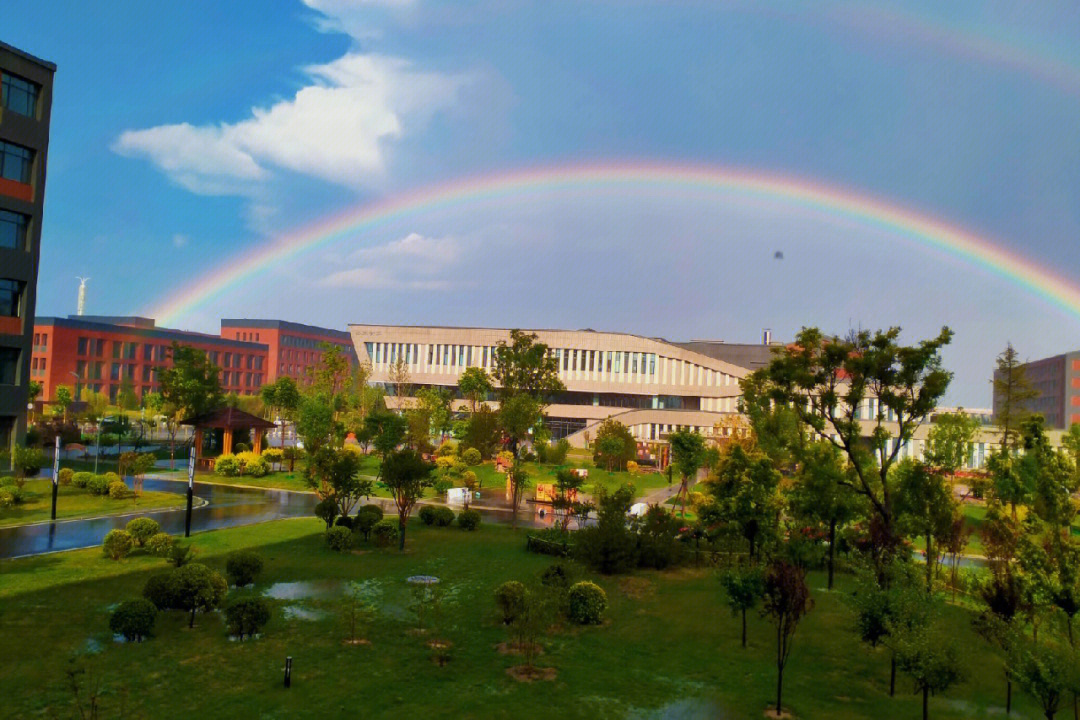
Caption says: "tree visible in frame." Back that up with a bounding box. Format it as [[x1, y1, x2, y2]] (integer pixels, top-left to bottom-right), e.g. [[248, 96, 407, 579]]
[[506, 461, 530, 528], [417, 387, 453, 442], [462, 405, 501, 459], [743, 326, 953, 581], [145, 392, 182, 469], [305, 343, 351, 397], [592, 418, 636, 472], [172, 563, 228, 628], [458, 366, 493, 412], [708, 445, 783, 559], [26, 380, 41, 423], [364, 410, 407, 471], [499, 393, 542, 459], [925, 410, 981, 473], [54, 385, 73, 422], [894, 621, 965, 720], [273, 377, 301, 421], [387, 356, 413, 409], [404, 408, 434, 454], [381, 448, 433, 550], [552, 468, 584, 532], [117, 377, 138, 411], [574, 484, 638, 574], [721, 564, 765, 647], [993, 343, 1038, 450], [894, 460, 956, 593], [975, 573, 1025, 713], [158, 343, 223, 419], [1010, 636, 1079, 720], [668, 429, 706, 517], [788, 441, 861, 589], [305, 446, 373, 517], [760, 560, 813, 716], [492, 330, 564, 457], [295, 392, 339, 455], [1020, 416, 1080, 533]]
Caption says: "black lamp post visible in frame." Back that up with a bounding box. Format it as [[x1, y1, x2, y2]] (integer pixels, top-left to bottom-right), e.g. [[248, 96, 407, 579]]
[[50, 435, 60, 520], [185, 447, 195, 537]]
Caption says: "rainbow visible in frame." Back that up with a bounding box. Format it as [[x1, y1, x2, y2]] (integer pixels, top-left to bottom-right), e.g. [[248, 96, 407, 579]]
[[146, 161, 1080, 326]]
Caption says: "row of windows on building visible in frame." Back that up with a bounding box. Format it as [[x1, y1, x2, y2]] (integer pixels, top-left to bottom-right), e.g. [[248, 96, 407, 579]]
[[1, 72, 39, 119], [0, 140, 33, 185], [234, 331, 261, 342], [71, 336, 263, 371], [364, 340, 736, 388], [0, 210, 29, 251], [0, 279, 22, 318]]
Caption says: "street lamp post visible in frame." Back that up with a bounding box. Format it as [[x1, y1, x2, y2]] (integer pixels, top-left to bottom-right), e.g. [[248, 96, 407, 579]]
[[185, 447, 195, 537], [50, 435, 60, 521], [94, 417, 102, 474]]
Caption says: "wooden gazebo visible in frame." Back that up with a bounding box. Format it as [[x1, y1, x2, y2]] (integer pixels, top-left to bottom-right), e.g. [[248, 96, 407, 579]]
[[181, 407, 276, 469]]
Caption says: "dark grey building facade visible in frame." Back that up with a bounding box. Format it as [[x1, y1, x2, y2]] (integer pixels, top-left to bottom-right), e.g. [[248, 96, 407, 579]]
[[993, 351, 1080, 430], [0, 42, 54, 459]]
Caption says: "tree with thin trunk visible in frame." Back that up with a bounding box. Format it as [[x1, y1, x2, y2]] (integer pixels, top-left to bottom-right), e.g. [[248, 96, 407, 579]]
[[788, 441, 860, 589], [506, 460, 530, 528], [54, 385, 73, 423], [668, 429, 706, 518], [895, 460, 956, 594], [760, 560, 813, 716], [381, 448, 433, 550], [388, 357, 413, 411], [1010, 635, 1080, 720], [458, 367, 493, 413], [993, 343, 1038, 451], [894, 621, 965, 720], [721, 564, 764, 648]]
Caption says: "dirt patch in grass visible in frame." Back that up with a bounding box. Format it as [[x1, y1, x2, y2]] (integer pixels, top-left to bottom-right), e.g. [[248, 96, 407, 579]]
[[506, 665, 557, 682], [619, 576, 655, 599], [495, 641, 544, 656], [343, 638, 371, 646], [427, 639, 453, 650], [763, 708, 794, 719]]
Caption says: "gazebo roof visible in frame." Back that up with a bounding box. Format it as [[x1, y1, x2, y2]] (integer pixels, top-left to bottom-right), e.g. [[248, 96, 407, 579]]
[[180, 406, 276, 430]]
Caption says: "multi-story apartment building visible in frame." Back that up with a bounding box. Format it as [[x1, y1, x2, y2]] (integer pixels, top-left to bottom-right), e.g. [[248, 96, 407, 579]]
[[992, 351, 1080, 430], [220, 319, 357, 384], [348, 324, 754, 442], [0, 42, 54, 456], [31, 316, 268, 404]]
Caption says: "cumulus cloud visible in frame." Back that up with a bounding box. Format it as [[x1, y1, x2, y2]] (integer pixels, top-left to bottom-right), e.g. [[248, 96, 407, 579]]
[[113, 53, 467, 194], [301, 0, 418, 39], [321, 232, 464, 289]]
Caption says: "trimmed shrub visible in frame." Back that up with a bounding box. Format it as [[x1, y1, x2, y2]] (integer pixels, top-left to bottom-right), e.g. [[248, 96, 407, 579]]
[[214, 454, 239, 477], [326, 526, 353, 552], [261, 447, 283, 468], [225, 550, 264, 587], [235, 451, 269, 477], [435, 455, 456, 470], [126, 517, 161, 546], [434, 506, 455, 527], [57, 468, 74, 486], [334, 515, 354, 530], [355, 504, 384, 540], [234, 442, 250, 454], [172, 563, 228, 627], [87, 475, 111, 496], [226, 597, 271, 640], [12, 445, 44, 479], [103, 472, 121, 485], [371, 519, 398, 548], [494, 580, 528, 625], [314, 497, 339, 529], [143, 572, 179, 610], [567, 581, 607, 625], [462, 447, 482, 466], [626, 460, 639, 474], [419, 505, 438, 526], [72, 471, 93, 488], [109, 480, 131, 499], [462, 470, 479, 491], [435, 441, 456, 458], [102, 529, 134, 560], [541, 563, 570, 589], [146, 532, 175, 557], [433, 478, 454, 496], [0, 489, 14, 508], [458, 509, 481, 531], [109, 599, 157, 642]]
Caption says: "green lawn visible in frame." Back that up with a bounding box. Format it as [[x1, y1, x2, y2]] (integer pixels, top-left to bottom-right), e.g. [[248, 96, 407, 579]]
[[0, 518, 1033, 719], [0, 479, 187, 527]]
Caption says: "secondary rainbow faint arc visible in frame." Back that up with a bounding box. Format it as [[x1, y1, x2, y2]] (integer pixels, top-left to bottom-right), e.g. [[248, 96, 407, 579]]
[[146, 162, 1080, 326]]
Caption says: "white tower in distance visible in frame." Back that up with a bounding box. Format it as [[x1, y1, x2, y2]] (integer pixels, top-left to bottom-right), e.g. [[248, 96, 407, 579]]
[[76, 277, 89, 316]]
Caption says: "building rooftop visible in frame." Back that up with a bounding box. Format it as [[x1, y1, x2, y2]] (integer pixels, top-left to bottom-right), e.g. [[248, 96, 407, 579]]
[[37, 316, 267, 349], [221, 318, 352, 341], [0, 40, 57, 71]]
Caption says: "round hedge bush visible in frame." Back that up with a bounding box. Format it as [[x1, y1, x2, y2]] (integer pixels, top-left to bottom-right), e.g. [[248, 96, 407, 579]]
[[215, 454, 239, 477], [126, 517, 161, 546], [72, 471, 93, 488], [434, 506, 455, 527], [462, 447, 482, 466], [57, 468, 74, 486], [109, 599, 157, 642], [226, 597, 271, 640], [371, 519, 398, 548], [103, 529, 134, 560], [109, 480, 131, 499], [494, 580, 528, 625], [225, 550, 264, 587], [104, 472, 121, 484], [418, 505, 438, 526], [146, 532, 175, 557], [143, 572, 180, 609], [326, 526, 353, 552], [355, 505, 383, 539], [87, 475, 111, 496], [334, 515, 354, 531], [458, 508, 481, 531], [567, 581, 607, 625]]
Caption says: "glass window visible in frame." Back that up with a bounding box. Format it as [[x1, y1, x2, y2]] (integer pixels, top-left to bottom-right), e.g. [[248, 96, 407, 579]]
[[39, 333, 46, 348], [0, 347, 18, 384], [0, 141, 32, 184], [0, 210, 29, 250], [1, 73, 39, 117], [631, 353, 638, 374], [223, 352, 232, 368], [110, 363, 121, 381], [246, 355, 253, 369], [0, 279, 22, 317], [143, 344, 153, 361]]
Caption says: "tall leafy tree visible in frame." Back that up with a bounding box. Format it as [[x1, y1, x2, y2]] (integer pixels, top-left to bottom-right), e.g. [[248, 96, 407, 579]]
[[417, 387, 454, 441], [894, 460, 957, 593], [305, 343, 351, 397], [458, 366, 493, 412], [761, 560, 813, 716], [708, 444, 783, 559], [894, 620, 965, 720], [381, 449, 433, 550], [492, 330, 564, 458], [295, 392, 339, 455], [53, 385, 73, 422], [668, 429, 706, 518], [993, 343, 1038, 450], [592, 418, 636, 472], [924, 410, 981, 473], [157, 343, 224, 419], [305, 446, 373, 517]]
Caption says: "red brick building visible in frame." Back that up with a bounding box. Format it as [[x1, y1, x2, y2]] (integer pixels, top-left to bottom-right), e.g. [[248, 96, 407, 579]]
[[31, 316, 267, 403], [219, 319, 356, 384]]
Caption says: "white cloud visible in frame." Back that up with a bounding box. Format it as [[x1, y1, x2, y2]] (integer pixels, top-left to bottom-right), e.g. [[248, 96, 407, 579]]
[[171, 233, 189, 248], [300, 0, 418, 39], [321, 232, 463, 288], [114, 53, 467, 195]]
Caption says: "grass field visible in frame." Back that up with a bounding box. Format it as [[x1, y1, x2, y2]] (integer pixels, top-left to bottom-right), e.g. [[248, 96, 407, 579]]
[[0, 479, 188, 528], [0, 518, 1035, 719]]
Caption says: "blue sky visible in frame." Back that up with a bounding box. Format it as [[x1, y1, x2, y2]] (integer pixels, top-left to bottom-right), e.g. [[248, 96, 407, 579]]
[[7, 0, 1080, 405]]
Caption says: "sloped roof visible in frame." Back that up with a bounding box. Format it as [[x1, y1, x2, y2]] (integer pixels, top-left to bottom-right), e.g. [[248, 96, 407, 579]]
[[180, 406, 275, 430]]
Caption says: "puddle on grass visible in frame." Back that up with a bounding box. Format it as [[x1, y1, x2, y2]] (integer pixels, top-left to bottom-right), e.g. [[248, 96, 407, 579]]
[[262, 580, 347, 600], [281, 605, 328, 621], [228, 634, 262, 642], [626, 698, 732, 720], [81, 638, 104, 655]]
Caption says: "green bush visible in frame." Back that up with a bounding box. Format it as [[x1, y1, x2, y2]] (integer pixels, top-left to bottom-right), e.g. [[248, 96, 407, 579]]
[[12, 445, 44, 479], [86, 475, 111, 496], [145, 532, 175, 557], [419, 505, 438, 526], [57, 468, 74, 486], [0, 489, 14, 509], [125, 517, 161, 546], [102, 529, 135, 560], [541, 563, 570, 589], [314, 497, 338, 529], [109, 599, 157, 642], [435, 441, 456, 458], [225, 550, 264, 587], [225, 597, 271, 640], [233, 443, 250, 454], [334, 515, 354, 530], [215, 454, 239, 477], [567, 581, 607, 625], [462, 447, 481, 466], [433, 478, 453, 496], [103, 472, 121, 484], [550, 439, 570, 466], [435, 506, 455, 527], [371, 519, 398, 548], [458, 509, 481, 531], [261, 447, 284, 468], [526, 529, 573, 557], [109, 480, 131, 499], [245, 457, 269, 477], [72, 471, 93, 488], [494, 581, 528, 625], [143, 572, 180, 610], [355, 504, 383, 540], [326, 526, 353, 552]]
